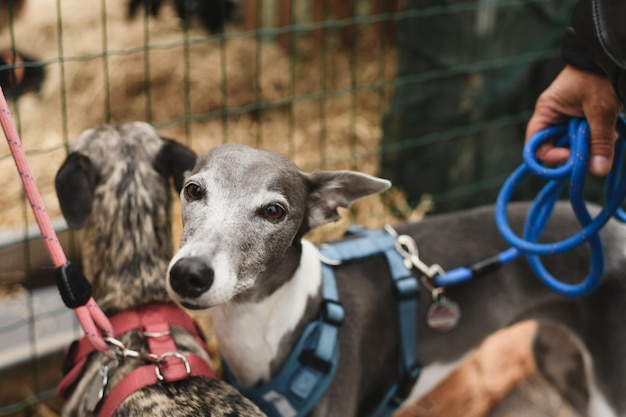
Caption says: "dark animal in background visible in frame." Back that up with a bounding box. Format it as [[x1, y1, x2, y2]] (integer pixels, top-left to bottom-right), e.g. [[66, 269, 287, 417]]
[[243, 0, 400, 51], [0, 50, 45, 98], [127, 0, 237, 34], [0, 1, 43, 99], [55, 123, 265, 417]]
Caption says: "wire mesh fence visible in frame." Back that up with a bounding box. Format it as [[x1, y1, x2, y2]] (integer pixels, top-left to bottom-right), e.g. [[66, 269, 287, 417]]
[[0, 0, 575, 415]]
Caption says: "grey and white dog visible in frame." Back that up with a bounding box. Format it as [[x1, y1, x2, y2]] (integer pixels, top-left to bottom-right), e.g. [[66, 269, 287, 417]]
[[55, 124, 264, 417], [166, 143, 626, 417]]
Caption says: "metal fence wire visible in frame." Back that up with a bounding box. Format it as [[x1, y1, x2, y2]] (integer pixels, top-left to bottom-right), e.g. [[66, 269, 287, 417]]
[[0, 0, 576, 415]]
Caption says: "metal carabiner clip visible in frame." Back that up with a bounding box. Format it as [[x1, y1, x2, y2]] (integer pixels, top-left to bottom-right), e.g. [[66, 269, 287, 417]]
[[384, 225, 445, 279]]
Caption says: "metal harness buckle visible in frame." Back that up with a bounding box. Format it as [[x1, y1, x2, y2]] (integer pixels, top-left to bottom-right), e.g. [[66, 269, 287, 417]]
[[155, 352, 192, 381]]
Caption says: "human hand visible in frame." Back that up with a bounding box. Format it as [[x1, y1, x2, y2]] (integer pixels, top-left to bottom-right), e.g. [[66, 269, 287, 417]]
[[525, 65, 622, 176]]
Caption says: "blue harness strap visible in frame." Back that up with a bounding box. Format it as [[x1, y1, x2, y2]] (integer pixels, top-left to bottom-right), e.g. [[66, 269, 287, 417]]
[[224, 228, 419, 417], [320, 227, 421, 417], [223, 253, 344, 417]]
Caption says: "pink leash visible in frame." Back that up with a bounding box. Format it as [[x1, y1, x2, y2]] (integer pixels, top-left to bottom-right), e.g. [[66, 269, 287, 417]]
[[0, 86, 113, 352]]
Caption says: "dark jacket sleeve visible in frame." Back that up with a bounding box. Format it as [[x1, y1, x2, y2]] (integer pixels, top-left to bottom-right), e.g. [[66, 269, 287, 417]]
[[562, 0, 626, 105]]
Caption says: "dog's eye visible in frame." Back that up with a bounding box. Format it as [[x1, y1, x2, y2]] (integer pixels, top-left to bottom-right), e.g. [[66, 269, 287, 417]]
[[260, 204, 286, 222], [184, 183, 204, 201]]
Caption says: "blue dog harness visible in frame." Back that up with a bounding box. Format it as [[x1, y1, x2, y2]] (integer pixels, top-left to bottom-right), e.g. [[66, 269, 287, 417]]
[[223, 259, 343, 417], [223, 228, 420, 417], [320, 228, 421, 417]]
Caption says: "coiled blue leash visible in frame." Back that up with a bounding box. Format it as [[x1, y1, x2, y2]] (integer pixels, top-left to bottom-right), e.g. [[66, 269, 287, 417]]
[[434, 116, 626, 297]]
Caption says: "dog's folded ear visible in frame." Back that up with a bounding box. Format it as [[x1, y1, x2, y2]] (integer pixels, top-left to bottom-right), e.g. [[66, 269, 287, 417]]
[[55, 153, 98, 230], [153, 137, 197, 194], [305, 170, 391, 229]]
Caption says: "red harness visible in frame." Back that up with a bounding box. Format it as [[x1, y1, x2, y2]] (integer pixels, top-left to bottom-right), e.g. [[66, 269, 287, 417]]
[[57, 304, 217, 417]]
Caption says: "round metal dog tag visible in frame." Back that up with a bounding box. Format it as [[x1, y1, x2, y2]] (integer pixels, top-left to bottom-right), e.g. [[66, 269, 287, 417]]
[[426, 297, 460, 332]]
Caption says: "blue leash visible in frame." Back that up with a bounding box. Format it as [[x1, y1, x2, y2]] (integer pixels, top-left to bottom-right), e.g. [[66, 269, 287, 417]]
[[434, 116, 626, 297]]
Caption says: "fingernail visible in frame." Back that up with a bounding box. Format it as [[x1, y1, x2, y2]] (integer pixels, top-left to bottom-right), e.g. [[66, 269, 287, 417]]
[[591, 156, 610, 176]]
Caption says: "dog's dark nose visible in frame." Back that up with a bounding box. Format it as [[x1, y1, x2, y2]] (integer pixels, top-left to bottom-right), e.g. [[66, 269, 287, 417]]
[[169, 257, 215, 298]]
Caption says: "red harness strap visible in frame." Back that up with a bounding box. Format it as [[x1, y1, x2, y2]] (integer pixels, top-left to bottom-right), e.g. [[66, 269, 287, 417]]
[[57, 304, 217, 417]]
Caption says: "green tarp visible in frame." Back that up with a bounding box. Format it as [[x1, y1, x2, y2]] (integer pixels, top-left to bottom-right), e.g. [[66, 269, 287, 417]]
[[379, 0, 603, 213]]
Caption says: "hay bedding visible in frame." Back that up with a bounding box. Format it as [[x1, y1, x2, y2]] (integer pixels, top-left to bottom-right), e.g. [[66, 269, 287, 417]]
[[0, 0, 399, 234]]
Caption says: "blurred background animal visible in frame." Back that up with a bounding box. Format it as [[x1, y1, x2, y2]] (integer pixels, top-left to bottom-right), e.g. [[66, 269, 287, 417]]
[[0, 49, 45, 98], [0, 0, 44, 98], [127, 0, 237, 33]]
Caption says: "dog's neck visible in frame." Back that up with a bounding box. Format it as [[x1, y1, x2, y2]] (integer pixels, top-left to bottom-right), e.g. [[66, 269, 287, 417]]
[[80, 195, 174, 315], [210, 239, 322, 387]]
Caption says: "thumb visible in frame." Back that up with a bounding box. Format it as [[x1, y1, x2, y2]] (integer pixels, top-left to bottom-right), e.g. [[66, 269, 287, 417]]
[[586, 113, 618, 176]]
